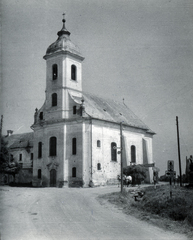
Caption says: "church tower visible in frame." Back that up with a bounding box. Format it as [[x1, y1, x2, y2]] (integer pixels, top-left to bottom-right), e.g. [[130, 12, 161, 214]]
[[31, 16, 86, 187], [43, 14, 84, 121]]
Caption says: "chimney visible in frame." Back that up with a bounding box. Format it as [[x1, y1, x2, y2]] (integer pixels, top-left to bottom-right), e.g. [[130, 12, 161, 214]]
[[7, 130, 13, 136]]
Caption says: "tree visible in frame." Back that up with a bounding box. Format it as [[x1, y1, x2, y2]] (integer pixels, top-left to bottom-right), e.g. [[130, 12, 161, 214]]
[[0, 136, 9, 173], [123, 164, 147, 185], [0, 135, 21, 182], [4, 160, 21, 182]]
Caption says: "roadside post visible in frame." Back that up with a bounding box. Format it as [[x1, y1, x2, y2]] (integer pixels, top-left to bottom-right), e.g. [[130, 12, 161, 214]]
[[113, 122, 123, 193]]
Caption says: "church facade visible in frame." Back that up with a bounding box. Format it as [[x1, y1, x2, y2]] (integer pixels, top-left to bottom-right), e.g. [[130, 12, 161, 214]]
[[30, 17, 155, 187]]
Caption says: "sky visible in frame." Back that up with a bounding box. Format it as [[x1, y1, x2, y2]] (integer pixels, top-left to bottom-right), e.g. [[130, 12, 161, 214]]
[[1, 0, 193, 176]]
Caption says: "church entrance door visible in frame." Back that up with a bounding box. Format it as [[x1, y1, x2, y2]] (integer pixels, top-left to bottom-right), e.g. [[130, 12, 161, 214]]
[[50, 169, 56, 187]]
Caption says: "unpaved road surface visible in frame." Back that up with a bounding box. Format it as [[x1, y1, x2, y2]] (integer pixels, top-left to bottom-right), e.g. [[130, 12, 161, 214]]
[[0, 185, 188, 240]]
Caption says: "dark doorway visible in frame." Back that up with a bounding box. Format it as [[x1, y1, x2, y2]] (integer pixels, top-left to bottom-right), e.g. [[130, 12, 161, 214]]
[[50, 169, 56, 187]]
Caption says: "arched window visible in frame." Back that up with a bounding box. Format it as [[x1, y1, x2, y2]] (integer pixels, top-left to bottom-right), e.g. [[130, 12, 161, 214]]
[[52, 93, 57, 107], [38, 169, 41, 179], [97, 140, 101, 147], [52, 64, 58, 80], [73, 106, 77, 114], [97, 163, 101, 170], [72, 167, 76, 177], [39, 112, 43, 120], [72, 138, 76, 155], [38, 142, 42, 158], [71, 65, 76, 80], [131, 145, 136, 163], [111, 142, 117, 161], [50, 137, 57, 156]]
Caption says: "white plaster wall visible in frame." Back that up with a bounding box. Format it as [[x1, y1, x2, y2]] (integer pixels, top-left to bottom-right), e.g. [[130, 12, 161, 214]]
[[91, 121, 154, 185], [91, 122, 121, 185], [82, 121, 92, 187]]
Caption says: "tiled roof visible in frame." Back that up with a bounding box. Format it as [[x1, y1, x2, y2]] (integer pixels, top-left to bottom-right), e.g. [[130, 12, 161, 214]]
[[81, 92, 155, 134], [5, 132, 34, 149]]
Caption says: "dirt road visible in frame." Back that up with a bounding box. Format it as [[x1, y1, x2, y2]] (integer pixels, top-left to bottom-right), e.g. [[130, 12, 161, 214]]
[[0, 186, 188, 240]]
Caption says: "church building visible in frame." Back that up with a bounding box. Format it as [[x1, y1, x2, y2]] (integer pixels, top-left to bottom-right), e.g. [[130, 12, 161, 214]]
[[30, 16, 155, 187]]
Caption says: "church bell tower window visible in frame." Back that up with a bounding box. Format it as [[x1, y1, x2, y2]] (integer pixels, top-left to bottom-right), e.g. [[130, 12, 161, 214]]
[[71, 65, 76, 81], [52, 64, 58, 80], [72, 138, 77, 155]]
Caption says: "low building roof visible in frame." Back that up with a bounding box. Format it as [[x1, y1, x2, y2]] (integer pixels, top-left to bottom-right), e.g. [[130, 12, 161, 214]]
[[5, 132, 34, 149]]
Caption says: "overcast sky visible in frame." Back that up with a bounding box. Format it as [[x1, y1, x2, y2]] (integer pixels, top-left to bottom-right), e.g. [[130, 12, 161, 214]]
[[1, 0, 193, 175]]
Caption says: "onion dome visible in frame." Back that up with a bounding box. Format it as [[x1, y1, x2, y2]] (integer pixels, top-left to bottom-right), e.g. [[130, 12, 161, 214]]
[[44, 14, 83, 60]]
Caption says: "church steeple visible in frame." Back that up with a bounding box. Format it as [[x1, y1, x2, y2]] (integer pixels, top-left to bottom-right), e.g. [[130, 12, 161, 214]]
[[44, 14, 84, 60], [57, 13, 71, 37], [43, 15, 84, 121]]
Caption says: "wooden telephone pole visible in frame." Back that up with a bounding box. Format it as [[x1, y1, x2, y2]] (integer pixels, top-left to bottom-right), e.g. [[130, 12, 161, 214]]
[[0, 115, 3, 152], [176, 116, 182, 187], [120, 122, 123, 193]]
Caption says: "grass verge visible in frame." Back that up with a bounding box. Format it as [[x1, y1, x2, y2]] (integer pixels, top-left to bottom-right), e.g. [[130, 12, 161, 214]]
[[98, 184, 193, 239]]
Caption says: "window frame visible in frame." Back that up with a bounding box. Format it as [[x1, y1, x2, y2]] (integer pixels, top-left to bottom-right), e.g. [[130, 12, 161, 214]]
[[72, 167, 76, 177], [131, 145, 136, 163], [52, 93, 57, 107], [52, 64, 58, 80], [38, 169, 41, 179], [97, 163, 101, 170], [49, 137, 57, 157], [72, 138, 77, 155], [73, 106, 77, 115], [38, 142, 42, 159], [97, 140, 101, 148], [71, 65, 77, 81]]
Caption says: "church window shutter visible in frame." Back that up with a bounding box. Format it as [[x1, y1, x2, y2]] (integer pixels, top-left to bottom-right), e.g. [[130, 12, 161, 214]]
[[52, 93, 57, 107], [72, 138, 77, 155], [71, 65, 76, 80], [111, 142, 117, 161], [52, 64, 58, 80], [131, 145, 136, 163], [50, 137, 57, 156], [38, 142, 42, 158]]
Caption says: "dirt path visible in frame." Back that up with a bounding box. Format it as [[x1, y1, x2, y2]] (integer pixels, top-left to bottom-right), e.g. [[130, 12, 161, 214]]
[[0, 186, 188, 240]]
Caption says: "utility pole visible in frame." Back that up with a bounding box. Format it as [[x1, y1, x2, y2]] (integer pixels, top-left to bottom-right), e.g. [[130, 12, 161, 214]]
[[120, 122, 123, 193], [0, 115, 3, 152], [176, 116, 182, 187]]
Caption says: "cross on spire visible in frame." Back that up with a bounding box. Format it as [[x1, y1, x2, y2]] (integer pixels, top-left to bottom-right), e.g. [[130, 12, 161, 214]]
[[62, 13, 66, 23]]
